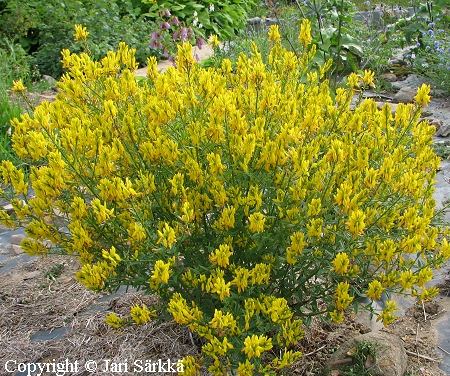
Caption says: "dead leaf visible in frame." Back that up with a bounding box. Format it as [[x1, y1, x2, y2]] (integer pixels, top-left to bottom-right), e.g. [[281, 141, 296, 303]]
[[347, 347, 357, 356]]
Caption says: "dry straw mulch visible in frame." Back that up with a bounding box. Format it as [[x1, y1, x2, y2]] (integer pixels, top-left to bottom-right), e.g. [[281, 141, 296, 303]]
[[0, 253, 447, 376]]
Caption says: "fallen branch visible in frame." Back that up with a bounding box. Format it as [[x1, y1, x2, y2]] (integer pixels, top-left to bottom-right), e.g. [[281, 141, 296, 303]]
[[438, 346, 450, 356], [405, 350, 440, 363], [304, 345, 326, 357], [330, 358, 353, 366]]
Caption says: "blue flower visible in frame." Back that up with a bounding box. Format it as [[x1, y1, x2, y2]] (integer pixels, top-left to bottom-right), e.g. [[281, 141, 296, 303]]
[[428, 22, 435, 28], [416, 42, 421, 47], [438, 49, 444, 54], [434, 41, 440, 49], [436, 18, 441, 22], [427, 29, 434, 36]]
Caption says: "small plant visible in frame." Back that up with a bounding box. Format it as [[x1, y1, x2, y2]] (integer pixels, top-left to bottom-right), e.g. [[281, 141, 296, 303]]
[[333, 341, 378, 376], [432, 141, 450, 160], [1, 24, 449, 375], [44, 263, 64, 281]]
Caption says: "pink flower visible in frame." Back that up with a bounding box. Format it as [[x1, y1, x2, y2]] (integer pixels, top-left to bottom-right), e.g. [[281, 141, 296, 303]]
[[165, 9, 171, 17], [170, 16, 179, 25]]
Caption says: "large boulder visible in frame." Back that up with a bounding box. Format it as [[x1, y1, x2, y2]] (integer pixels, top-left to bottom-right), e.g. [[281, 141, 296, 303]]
[[327, 331, 407, 376]]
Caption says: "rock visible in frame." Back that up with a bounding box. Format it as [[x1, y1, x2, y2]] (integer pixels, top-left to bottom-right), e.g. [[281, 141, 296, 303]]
[[436, 123, 450, 137], [10, 234, 26, 246], [2, 204, 14, 215], [328, 331, 407, 376], [381, 73, 397, 82], [376, 102, 397, 116], [10, 244, 24, 255], [393, 87, 416, 104], [42, 75, 57, 86]]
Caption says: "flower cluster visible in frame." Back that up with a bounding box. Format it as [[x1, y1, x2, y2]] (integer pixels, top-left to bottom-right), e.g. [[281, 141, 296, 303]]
[[2, 21, 449, 374]]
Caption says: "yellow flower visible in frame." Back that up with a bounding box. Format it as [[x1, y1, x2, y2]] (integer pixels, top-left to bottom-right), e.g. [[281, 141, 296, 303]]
[[157, 222, 177, 248], [150, 259, 173, 288], [335, 281, 353, 310], [298, 18, 312, 48], [209, 244, 233, 268], [242, 334, 273, 359], [346, 209, 366, 236], [366, 280, 384, 300], [232, 266, 251, 293], [180, 356, 201, 376], [307, 218, 323, 237], [377, 300, 398, 325], [102, 246, 121, 267], [236, 360, 254, 376], [272, 350, 302, 370], [210, 309, 237, 333], [248, 212, 266, 233], [73, 24, 89, 42], [214, 206, 236, 230], [361, 70, 375, 87], [130, 304, 155, 325], [127, 222, 146, 242], [347, 72, 360, 89], [105, 312, 125, 328], [12, 79, 26, 92], [399, 269, 416, 290], [203, 336, 234, 357], [208, 34, 220, 48], [250, 263, 271, 285], [414, 83, 431, 107], [329, 310, 344, 323], [91, 198, 114, 224], [268, 24, 281, 42], [332, 252, 350, 275]]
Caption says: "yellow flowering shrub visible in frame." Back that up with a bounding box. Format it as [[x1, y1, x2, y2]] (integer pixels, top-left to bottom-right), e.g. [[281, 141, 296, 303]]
[[1, 21, 449, 374]]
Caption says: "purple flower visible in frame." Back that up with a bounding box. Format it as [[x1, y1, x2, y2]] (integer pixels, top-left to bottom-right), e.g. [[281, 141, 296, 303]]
[[165, 9, 171, 17], [170, 16, 179, 25], [163, 22, 171, 29], [187, 28, 194, 38], [194, 54, 200, 62], [173, 31, 179, 41], [151, 31, 158, 40], [180, 27, 187, 42], [164, 49, 169, 57], [196, 37, 204, 49]]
